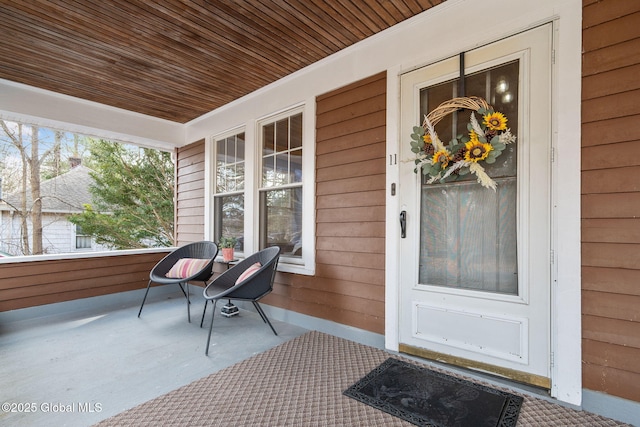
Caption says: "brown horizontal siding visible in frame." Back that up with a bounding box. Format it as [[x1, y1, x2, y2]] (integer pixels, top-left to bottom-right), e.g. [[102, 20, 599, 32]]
[[581, 0, 640, 402], [582, 193, 640, 218], [583, 340, 640, 402], [582, 140, 640, 170], [0, 252, 167, 311], [582, 266, 640, 296], [175, 139, 206, 246], [582, 115, 640, 148], [582, 218, 640, 244], [264, 72, 387, 334]]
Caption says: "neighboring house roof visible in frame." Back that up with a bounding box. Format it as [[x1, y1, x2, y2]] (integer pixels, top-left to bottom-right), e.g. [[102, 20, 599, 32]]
[[0, 165, 94, 214]]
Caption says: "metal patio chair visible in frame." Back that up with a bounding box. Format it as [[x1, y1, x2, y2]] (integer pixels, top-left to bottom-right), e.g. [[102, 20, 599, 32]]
[[201, 246, 280, 355], [138, 241, 218, 323]]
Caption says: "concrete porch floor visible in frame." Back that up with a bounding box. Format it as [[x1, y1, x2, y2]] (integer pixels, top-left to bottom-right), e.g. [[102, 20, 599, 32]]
[[2, 286, 637, 427], [0, 286, 309, 427]]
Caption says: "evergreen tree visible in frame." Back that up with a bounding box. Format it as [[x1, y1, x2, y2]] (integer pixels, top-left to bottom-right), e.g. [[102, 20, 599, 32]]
[[70, 139, 174, 249]]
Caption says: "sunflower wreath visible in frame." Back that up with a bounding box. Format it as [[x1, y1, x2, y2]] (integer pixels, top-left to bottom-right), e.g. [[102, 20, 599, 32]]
[[409, 96, 516, 190]]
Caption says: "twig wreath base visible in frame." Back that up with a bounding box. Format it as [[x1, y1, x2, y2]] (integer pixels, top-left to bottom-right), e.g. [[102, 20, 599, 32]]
[[409, 96, 516, 190]]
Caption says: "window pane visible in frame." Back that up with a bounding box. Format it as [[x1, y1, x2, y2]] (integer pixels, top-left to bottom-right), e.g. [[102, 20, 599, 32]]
[[275, 153, 288, 186], [214, 194, 244, 251], [216, 165, 230, 193], [216, 138, 225, 165], [263, 155, 275, 187], [76, 236, 92, 249], [263, 123, 275, 155], [235, 163, 245, 191], [417, 60, 520, 295], [419, 179, 517, 294], [260, 187, 302, 257], [290, 113, 302, 149], [236, 133, 245, 161], [275, 118, 288, 152], [290, 149, 302, 183]]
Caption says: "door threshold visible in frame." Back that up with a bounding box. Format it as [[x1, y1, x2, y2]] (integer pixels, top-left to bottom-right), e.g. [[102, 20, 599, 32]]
[[399, 343, 551, 390]]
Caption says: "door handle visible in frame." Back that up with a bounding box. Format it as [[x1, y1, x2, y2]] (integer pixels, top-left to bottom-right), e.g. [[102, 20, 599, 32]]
[[400, 211, 406, 238]]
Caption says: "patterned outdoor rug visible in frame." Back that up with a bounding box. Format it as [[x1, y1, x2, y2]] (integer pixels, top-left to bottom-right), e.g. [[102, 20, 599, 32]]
[[344, 358, 523, 427], [93, 331, 631, 426]]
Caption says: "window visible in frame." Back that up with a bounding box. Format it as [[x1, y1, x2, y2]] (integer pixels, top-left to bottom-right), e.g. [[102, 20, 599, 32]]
[[213, 131, 245, 252], [210, 106, 311, 272], [259, 112, 303, 257], [75, 225, 92, 249]]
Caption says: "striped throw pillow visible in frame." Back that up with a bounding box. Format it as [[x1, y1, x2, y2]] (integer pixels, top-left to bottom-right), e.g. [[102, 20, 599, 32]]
[[166, 258, 210, 279], [235, 262, 262, 284]]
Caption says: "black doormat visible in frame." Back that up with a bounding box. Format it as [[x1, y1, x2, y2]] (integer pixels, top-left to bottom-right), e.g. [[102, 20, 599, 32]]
[[344, 358, 523, 427]]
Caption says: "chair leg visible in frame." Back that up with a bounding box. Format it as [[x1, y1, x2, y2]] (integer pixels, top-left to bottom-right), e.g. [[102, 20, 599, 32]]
[[185, 282, 191, 323], [137, 280, 153, 318], [177, 282, 188, 299], [253, 301, 277, 336], [200, 300, 208, 328], [205, 300, 218, 356]]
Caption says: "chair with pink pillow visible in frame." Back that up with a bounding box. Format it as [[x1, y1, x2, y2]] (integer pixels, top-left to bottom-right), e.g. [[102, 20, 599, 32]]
[[201, 246, 281, 355], [137, 241, 218, 323]]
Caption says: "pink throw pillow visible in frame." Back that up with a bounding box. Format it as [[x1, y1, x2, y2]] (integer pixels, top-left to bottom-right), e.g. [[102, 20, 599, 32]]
[[235, 262, 262, 284], [166, 258, 210, 279]]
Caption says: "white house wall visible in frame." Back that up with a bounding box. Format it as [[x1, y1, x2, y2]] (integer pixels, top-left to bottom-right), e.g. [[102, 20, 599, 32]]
[[0, 211, 108, 255]]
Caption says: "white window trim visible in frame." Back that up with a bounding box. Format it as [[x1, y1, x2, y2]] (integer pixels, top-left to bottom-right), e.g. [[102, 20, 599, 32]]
[[210, 127, 247, 257], [206, 102, 315, 276]]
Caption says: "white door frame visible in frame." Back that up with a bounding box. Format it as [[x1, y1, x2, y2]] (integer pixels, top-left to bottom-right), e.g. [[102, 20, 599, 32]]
[[385, 2, 582, 406]]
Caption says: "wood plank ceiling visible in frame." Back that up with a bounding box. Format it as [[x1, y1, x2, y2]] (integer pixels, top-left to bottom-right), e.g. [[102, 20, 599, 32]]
[[0, 0, 443, 123]]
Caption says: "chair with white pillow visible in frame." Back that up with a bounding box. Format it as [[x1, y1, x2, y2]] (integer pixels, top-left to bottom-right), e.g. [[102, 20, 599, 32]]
[[137, 241, 218, 323], [201, 246, 281, 355]]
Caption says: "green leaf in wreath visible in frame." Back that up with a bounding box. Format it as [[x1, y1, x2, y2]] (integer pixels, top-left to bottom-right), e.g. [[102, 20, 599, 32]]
[[485, 156, 496, 164], [492, 142, 506, 151], [411, 147, 420, 153]]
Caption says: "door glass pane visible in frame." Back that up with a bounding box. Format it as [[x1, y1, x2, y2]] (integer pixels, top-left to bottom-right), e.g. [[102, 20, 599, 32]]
[[418, 60, 519, 295], [420, 179, 517, 294]]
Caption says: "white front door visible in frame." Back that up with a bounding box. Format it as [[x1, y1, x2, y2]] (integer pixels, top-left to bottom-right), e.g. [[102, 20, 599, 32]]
[[398, 24, 552, 387]]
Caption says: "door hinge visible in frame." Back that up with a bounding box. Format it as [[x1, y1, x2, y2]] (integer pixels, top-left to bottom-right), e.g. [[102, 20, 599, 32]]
[[550, 249, 555, 264], [550, 351, 555, 367], [552, 49, 556, 65], [550, 147, 555, 163]]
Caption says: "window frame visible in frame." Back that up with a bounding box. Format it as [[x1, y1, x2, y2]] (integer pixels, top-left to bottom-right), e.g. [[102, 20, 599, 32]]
[[207, 104, 315, 275], [73, 224, 92, 251], [257, 109, 304, 260], [212, 129, 247, 256]]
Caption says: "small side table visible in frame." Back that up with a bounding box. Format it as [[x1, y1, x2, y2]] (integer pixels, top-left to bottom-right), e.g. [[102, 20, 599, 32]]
[[216, 259, 240, 317]]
